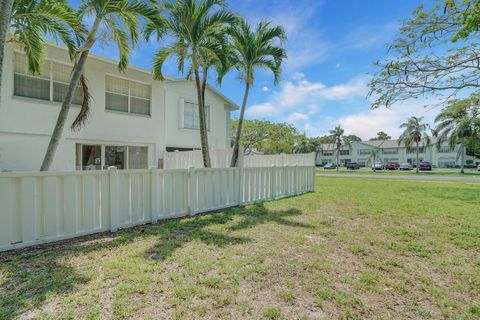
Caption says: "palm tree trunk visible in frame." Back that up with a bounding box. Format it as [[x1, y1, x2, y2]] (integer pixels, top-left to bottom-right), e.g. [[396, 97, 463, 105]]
[[230, 82, 250, 167], [336, 148, 339, 172], [192, 55, 211, 168], [0, 0, 14, 104], [373, 155, 376, 172], [40, 17, 101, 171], [416, 141, 419, 173], [460, 136, 465, 174]]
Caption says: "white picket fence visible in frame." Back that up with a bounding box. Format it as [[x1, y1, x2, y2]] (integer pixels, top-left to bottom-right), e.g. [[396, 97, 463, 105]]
[[0, 165, 315, 252], [162, 148, 315, 169]]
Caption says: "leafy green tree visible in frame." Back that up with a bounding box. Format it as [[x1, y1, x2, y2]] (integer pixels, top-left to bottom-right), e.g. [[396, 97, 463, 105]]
[[231, 119, 299, 154], [0, 0, 81, 105], [226, 18, 286, 167], [398, 116, 431, 173], [328, 125, 351, 171], [369, 1, 480, 108], [369, 131, 391, 141], [367, 148, 382, 172], [434, 94, 480, 173], [346, 134, 362, 142], [40, 0, 159, 171], [148, 0, 234, 168], [466, 135, 480, 158]]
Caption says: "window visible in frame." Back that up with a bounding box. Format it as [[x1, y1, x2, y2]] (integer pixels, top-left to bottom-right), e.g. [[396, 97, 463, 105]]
[[105, 75, 151, 115], [438, 145, 452, 153], [358, 149, 371, 155], [128, 146, 148, 169], [75, 143, 149, 170], [14, 53, 83, 104], [383, 148, 398, 154], [322, 150, 333, 156], [340, 150, 350, 155], [183, 101, 210, 130], [407, 147, 424, 154]]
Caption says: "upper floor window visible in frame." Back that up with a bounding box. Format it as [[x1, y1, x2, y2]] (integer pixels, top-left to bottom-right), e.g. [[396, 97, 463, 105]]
[[322, 150, 333, 156], [183, 101, 210, 130], [358, 149, 371, 155], [383, 148, 398, 154], [14, 53, 83, 104], [438, 145, 452, 153], [105, 75, 151, 116], [340, 150, 350, 155], [407, 147, 424, 154]]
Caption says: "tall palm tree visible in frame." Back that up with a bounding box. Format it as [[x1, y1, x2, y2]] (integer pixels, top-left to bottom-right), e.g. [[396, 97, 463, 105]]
[[434, 100, 480, 173], [367, 148, 382, 172], [147, 0, 235, 168], [398, 116, 431, 173], [40, 0, 159, 171], [0, 0, 81, 104], [328, 125, 351, 172], [227, 18, 286, 167]]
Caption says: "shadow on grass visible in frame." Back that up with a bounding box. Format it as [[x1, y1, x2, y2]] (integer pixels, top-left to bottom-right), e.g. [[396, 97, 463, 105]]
[[0, 202, 310, 319]]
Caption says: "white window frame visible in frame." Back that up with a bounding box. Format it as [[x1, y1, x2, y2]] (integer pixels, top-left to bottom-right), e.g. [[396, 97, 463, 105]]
[[13, 52, 82, 105], [76, 142, 149, 170], [105, 74, 151, 116], [179, 98, 210, 131]]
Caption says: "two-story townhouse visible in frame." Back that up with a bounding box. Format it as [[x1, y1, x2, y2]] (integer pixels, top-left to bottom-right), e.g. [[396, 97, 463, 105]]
[[316, 139, 468, 168], [0, 41, 238, 171]]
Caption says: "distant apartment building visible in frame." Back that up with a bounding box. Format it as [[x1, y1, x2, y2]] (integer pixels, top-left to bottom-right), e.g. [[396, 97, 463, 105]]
[[317, 139, 468, 168]]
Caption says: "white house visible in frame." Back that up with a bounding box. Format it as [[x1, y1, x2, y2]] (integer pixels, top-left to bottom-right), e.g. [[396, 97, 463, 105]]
[[0, 41, 238, 171], [317, 139, 469, 168]]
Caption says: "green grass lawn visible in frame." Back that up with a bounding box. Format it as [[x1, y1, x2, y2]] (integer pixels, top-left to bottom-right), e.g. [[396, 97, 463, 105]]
[[1, 177, 479, 319]]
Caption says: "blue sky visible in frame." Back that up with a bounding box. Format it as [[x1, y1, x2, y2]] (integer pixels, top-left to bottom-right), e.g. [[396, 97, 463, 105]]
[[80, 0, 442, 140]]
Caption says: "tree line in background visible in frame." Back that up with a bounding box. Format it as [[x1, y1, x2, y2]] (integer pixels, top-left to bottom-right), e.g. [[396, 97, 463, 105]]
[[0, 0, 286, 170]]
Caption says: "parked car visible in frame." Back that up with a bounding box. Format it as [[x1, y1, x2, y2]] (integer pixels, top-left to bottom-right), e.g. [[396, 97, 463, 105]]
[[371, 162, 384, 170], [399, 163, 413, 170], [384, 162, 399, 170], [418, 162, 432, 171], [324, 163, 337, 170], [477, 163, 480, 171], [346, 162, 360, 170]]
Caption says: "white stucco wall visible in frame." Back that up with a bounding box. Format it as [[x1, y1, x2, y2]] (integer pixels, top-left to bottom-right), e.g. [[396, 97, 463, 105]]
[[163, 81, 231, 150], [0, 42, 236, 171]]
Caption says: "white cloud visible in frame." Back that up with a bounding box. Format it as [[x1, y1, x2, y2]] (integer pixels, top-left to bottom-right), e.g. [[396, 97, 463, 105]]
[[287, 112, 309, 122], [261, 86, 270, 92], [334, 100, 439, 140], [247, 73, 369, 118]]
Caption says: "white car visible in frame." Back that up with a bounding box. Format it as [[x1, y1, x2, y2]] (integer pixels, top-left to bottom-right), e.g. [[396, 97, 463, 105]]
[[399, 163, 413, 170], [371, 162, 384, 170], [477, 164, 480, 171]]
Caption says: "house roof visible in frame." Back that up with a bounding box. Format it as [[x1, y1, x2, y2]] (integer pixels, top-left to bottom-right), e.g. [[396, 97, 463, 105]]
[[320, 138, 438, 151]]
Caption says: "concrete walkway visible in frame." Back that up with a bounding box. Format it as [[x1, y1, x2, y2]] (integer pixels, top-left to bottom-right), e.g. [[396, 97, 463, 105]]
[[317, 173, 480, 183]]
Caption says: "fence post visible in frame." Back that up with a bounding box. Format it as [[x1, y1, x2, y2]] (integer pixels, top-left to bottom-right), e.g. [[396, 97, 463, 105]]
[[293, 164, 298, 194], [108, 166, 119, 232], [150, 166, 158, 223], [187, 166, 196, 215], [271, 165, 276, 199], [311, 165, 316, 192], [238, 146, 244, 204]]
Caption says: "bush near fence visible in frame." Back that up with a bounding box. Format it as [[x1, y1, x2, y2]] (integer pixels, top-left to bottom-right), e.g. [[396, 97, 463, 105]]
[[0, 165, 315, 252]]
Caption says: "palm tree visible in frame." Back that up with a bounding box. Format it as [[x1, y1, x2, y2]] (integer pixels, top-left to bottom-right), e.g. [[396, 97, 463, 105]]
[[328, 125, 351, 172], [147, 0, 235, 168], [0, 0, 81, 104], [293, 137, 319, 154], [367, 148, 382, 172], [227, 18, 287, 167], [398, 116, 431, 173], [434, 100, 480, 173], [40, 0, 159, 171]]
